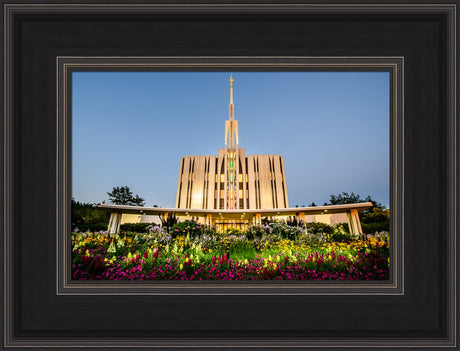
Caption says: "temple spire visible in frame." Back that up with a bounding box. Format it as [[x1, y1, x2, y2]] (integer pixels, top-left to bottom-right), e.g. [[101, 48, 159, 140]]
[[230, 73, 234, 105], [223, 73, 239, 209]]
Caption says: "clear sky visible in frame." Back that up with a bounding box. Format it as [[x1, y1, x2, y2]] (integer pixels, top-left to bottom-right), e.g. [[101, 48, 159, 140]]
[[72, 71, 389, 208]]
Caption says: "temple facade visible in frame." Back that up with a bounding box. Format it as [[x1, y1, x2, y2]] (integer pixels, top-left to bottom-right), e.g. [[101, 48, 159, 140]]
[[175, 75, 289, 211]]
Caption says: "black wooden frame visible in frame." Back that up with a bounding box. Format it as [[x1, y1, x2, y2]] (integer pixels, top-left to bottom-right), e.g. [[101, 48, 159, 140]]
[[2, 1, 458, 349]]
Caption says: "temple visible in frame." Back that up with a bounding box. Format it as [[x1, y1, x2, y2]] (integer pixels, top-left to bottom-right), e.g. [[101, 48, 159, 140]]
[[175, 75, 289, 212], [100, 75, 372, 233]]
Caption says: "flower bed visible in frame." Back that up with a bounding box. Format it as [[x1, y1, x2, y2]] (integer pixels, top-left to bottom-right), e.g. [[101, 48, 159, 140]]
[[71, 223, 390, 281]]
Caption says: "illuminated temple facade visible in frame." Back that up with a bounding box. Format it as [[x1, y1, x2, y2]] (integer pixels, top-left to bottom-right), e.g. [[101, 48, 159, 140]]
[[100, 75, 372, 235], [175, 75, 289, 212]]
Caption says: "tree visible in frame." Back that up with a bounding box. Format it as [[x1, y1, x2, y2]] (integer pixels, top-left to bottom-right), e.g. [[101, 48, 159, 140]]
[[327, 192, 385, 210], [328, 192, 362, 205], [107, 186, 145, 206], [71, 199, 110, 232], [360, 207, 390, 233]]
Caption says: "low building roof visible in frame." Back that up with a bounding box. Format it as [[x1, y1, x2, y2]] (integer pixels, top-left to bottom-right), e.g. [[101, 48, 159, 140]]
[[98, 202, 373, 219]]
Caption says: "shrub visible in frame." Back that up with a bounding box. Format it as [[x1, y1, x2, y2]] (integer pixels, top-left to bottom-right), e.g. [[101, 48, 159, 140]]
[[119, 222, 153, 233], [328, 233, 354, 243], [160, 214, 178, 230], [71, 200, 110, 230], [306, 222, 334, 234], [333, 224, 349, 234], [245, 225, 265, 241], [224, 227, 243, 236], [269, 222, 304, 241], [285, 217, 305, 228], [170, 220, 202, 238], [229, 240, 256, 260], [75, 222, 109, 233], [361, 222, 390, 234], [360, 207, 390, 233]]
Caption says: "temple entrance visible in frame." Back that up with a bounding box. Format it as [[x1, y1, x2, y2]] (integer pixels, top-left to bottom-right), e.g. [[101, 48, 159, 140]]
[[214, 219, 249, 233]]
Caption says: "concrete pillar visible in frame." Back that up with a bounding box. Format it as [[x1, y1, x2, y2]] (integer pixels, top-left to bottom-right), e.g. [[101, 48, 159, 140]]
[[255, 213, 261, 225], [351, 209, 363, 234], [346, 209, 363, 235], [107, 212, 122, 234], [298, 212, 305, 224]]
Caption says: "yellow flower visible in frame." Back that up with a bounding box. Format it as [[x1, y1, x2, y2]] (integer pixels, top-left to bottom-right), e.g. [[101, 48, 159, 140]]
[[180, 263, 183, 270]]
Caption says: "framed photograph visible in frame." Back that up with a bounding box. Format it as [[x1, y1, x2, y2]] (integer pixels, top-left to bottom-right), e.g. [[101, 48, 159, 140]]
[[66, 64, 396, 287], [2, 1, 458, 349]]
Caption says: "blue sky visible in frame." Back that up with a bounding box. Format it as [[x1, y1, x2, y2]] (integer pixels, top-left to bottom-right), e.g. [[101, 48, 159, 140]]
[[72, 71, 389, 208]]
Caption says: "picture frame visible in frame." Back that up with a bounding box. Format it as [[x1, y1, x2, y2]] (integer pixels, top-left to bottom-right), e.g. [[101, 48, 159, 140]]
[[60, 57, 401, 293], [2, 1, 458, 349]]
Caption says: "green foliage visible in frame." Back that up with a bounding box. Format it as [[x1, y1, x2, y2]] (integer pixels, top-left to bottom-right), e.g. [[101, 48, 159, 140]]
[[360, 207, 390, 234], [246, 225, 265, 241], [361, 222, 389, 234], [361, 207, 390, 222], [119, 222, 155, 233], [306, 222, 334, 235], [71, 199, 110, 232], [159, 214, 178, 230], [269, 222, 304, 241], [229, 240, 256, 260], [327, 233, 354, 243], [333, 224, 349, 235], [224, 227, 243, 236], [285, 217, 305, 228], [327, 192, 386, 210], [328, 192, 363, 205], [171, 220, 202, 238], [107, 185, 145, 206]]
